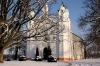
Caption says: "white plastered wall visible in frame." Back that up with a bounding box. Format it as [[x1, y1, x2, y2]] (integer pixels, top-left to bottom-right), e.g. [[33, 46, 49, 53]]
[[58, 4, 71, 59]]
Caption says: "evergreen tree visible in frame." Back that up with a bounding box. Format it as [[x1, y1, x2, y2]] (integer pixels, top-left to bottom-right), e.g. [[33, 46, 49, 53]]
[[35, 47, 39, 57], [14, 46, 18, 60], [47, 46, 52, 56], [43, 47, 48, 60]]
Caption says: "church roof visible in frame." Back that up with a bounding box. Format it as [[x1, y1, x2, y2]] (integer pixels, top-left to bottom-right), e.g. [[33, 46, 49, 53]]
[[58, 2, 66, 12]]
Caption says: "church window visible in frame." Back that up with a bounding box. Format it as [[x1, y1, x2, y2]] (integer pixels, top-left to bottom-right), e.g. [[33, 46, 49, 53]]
[[61, 9, 64, 13]]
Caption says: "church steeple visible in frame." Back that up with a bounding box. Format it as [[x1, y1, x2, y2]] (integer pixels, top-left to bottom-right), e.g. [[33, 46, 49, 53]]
[[58, 2, 69, 22], [42, 2, 49, 14], [61, 2, 65, 8], [32, 9, 35, 13], [58, 2, 66, 12], [29, 9, 35, 18]]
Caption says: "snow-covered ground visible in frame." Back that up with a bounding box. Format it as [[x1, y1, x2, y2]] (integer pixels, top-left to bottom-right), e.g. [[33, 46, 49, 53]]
[[0, 59, 100, 66], [71, 59, 100, 66], [0, 60, 70, 66]]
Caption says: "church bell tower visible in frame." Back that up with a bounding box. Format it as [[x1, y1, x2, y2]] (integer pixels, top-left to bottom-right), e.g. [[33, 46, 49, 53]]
[[57, 2, 72, 61]]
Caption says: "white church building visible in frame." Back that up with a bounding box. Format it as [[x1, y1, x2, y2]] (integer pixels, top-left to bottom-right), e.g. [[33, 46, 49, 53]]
[[26, 2, 84, 61]]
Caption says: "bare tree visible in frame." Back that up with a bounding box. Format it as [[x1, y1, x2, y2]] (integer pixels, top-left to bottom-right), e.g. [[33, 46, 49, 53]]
[[77, 0, 100, 58], [0, 0, 62, 63]]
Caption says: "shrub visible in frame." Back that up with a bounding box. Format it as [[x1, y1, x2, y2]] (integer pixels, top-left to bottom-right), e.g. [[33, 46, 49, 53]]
[[47, 55, 57, 62], [19, 55, 26, 61], [43, 47, 48, 60], [34, 56, 42, 61], [43, 46, 52, 60], [47, 46, 52, 56], [35, 47, 39, 58], [6, 58, 11, 61]]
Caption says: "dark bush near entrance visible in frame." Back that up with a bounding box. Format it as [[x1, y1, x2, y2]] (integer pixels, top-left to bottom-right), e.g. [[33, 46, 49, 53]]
[[47, 55, 57, 62], [34, 47, 42, 61], [43, 47, 48, 60], [6, 58, 11, 61], [19, 55, 26, 61], [47, 46, 52, 56], [34, 56, 42, 61], [35, 47, 39, 58], [43, 46, 52, 60]]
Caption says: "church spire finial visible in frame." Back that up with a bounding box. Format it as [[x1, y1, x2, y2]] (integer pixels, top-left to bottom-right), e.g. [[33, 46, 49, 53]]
[[32, 9, 35, 13], [58, 2, 67, 12], [61, 1, 65, 7]]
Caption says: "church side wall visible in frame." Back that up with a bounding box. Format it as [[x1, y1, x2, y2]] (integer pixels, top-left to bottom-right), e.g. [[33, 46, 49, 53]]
[[70, 32, 84, 60]]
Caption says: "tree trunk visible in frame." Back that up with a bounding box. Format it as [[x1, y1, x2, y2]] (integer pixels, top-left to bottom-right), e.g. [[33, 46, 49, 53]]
[[0, 52, 4, 63]]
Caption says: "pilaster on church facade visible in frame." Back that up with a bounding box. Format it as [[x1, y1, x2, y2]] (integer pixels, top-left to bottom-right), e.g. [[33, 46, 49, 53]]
[[57, 2, 72, 61]]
